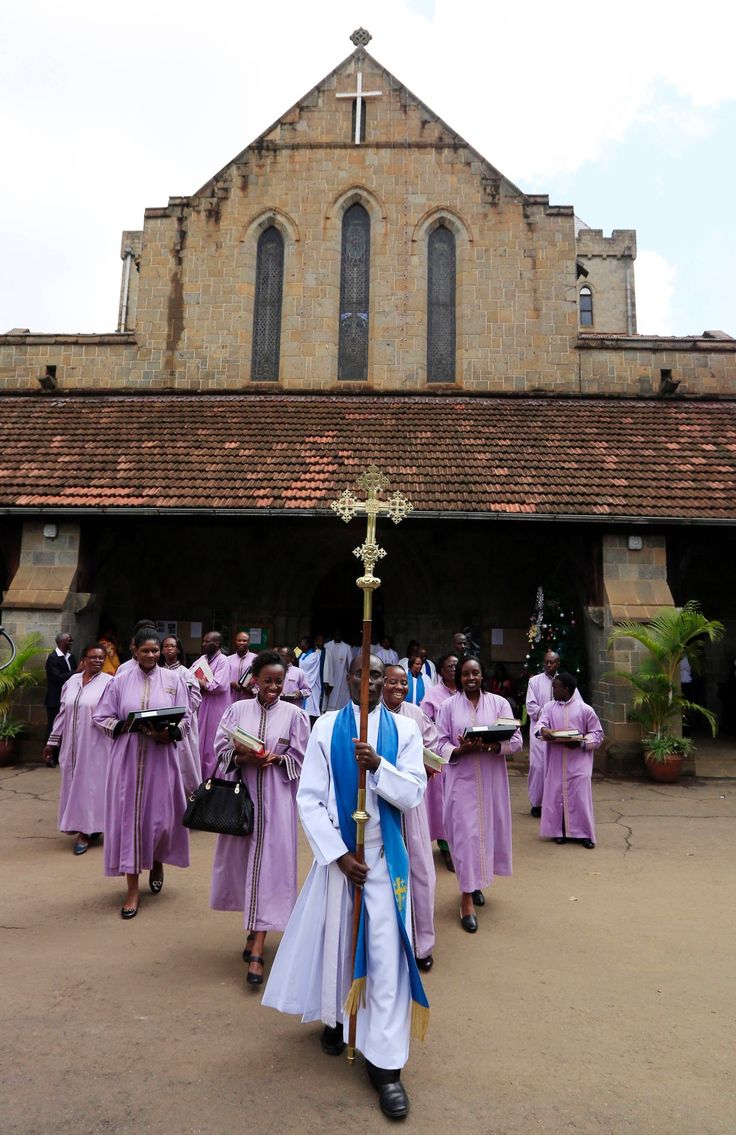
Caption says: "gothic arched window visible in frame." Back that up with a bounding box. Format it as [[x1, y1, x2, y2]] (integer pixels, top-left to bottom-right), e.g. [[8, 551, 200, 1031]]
[[338, 203, 370, 381], [251, 226, 284, 381], [579, 285, 593, 327], [427, 224, 456, 382]]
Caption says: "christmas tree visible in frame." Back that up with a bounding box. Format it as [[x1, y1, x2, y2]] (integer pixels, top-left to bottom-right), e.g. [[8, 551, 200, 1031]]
[[527, 585, 586, 685]]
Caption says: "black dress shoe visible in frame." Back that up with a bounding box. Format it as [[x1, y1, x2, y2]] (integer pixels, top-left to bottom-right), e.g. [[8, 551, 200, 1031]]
[[581, 839, 595, 849], [246, 955, 264, 986], [149, 864, 164, 893], [460, 913, 478, 933], [377, 1081, 410, 1119], [471, 889, 485, 906], [242, 934, 255, 962], [320, 1024, 345, 1055], [415, 954, 433, 971], [440, 846, 455, 873], [120, 905, 138, 920], [554, 836, 567, 844], [73, 840, 89, 855], [530, 806, 542, 818]]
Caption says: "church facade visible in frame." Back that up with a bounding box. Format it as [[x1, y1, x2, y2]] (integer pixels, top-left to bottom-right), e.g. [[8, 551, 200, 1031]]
[[2, 31, 735, 767]]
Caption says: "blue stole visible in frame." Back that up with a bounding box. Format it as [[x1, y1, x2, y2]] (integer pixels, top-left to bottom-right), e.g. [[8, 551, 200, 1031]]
[[407, 672, 425, 705], [330, 702, 429, 1039]]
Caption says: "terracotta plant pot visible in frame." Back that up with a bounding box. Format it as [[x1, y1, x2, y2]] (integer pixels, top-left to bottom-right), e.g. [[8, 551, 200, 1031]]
[[645, 753, 684, 783], [0, 738, 16, 767]]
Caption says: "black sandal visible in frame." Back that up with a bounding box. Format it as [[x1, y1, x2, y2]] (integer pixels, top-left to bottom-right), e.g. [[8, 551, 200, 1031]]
[[149, 863, 164, 893], [242, 933, 255, 962], [246, 955, 265, 986]]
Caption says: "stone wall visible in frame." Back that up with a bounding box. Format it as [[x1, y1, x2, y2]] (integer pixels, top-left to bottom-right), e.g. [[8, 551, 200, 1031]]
[[576, 229, 637, 334]]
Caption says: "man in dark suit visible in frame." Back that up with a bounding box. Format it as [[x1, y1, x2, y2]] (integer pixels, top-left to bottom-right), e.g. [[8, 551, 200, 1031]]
[[45, 632, 77, 756]]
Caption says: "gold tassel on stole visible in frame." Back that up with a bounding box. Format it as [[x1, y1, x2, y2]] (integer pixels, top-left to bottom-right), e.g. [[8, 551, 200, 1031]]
[[411, 1000, 430, 1043], [343, 976, 367, 1017]]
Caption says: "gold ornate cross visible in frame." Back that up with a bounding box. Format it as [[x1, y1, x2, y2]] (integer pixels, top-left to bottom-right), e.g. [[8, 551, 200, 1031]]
[[393, 875, 408, 913], [331, 467, 413, 611]]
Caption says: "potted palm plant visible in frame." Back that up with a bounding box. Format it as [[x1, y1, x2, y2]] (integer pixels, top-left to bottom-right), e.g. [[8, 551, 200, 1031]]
[[608, 602, 724, 782], [0, 635, 44, 765]]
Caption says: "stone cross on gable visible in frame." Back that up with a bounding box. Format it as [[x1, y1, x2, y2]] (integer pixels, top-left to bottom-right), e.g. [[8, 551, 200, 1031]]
[[336, 70, 382, 144]]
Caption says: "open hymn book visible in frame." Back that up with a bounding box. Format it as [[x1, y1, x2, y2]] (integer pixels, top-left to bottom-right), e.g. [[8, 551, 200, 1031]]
[[422, 747, 449, 773]]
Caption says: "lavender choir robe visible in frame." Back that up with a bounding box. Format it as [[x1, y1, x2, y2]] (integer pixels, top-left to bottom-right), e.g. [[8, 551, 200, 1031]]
[[227, 650, 257, 703], [93, 664, 192, 877], [537, 692, 604, 842], [436, 691, 522, 893], [420, 681, 455, 841], [525, 671, 554, 809], [164, 662, 202, 793], [189, 650, 231, 779], [262, 703, 425, 1070], [392, 700, 438, 961], [50, 671, 113, 835], [283, 664, 310, 701], [210, 696, 309, 931]]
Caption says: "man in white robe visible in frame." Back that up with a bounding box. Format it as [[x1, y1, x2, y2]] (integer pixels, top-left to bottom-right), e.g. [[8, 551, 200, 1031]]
[[323, 631, 352, 710], [298, 635, 325, 722], [263, 654, 426, 1120], [525, 650, 560, 817]]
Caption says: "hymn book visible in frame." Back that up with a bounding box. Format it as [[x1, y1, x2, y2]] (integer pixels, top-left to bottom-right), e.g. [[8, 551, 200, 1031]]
[[236, 666, 253, 688], [422, 746, 449, 773], [463, 718, 522, 744], [222, 724, 266, 757], [124, 706, 188, 733], [193, 658, 214, 684], [547, 729, 585, 741]]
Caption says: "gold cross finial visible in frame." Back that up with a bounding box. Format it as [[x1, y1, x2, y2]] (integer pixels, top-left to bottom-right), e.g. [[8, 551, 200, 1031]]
[[330, 467, 413, 604]]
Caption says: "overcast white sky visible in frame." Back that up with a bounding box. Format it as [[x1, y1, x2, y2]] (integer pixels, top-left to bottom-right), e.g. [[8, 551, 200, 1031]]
[[2, 0, 735, 337]]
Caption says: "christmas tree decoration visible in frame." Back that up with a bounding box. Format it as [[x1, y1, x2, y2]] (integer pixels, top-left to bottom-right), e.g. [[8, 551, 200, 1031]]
[[527, 583, 586, 684]]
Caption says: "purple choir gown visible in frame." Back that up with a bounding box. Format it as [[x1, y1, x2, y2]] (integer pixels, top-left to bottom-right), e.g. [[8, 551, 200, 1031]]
[[537, 693, 604, 842], [190, 650, 231, 778], [227, 650, 257, 703], [93, 664, 192, 877], [420, 680, 455, 841], [50, 671, 113, 836], [395, 699, 438, 961], [436, 691, 522, 893], [209, 696, 310, 932]]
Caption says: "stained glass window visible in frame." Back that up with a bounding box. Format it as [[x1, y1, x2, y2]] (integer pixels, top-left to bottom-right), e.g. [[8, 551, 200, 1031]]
[[579, 285, 593, 327], [251, 226, 284, 381], [338, 204, 370, 381], [427, 224, 456, 382]]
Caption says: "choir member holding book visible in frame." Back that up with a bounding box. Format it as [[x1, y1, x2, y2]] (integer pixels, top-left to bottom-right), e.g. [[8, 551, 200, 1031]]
[[210, 650, 309, 987], [160, 634, 202, 793], [537, 673, 603, 849], [227, 630, 257, 703], [43, 643, 113, 855], [419, 653, 459, 870], [189, 631, 231, 778], [93, 629, 192, 919], [383, 664, 439, 971], [436, 656, 522, 933]]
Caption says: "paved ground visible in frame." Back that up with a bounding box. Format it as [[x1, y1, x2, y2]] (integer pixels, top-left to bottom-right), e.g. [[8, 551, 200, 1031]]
[[1, 764, 734, 1135]]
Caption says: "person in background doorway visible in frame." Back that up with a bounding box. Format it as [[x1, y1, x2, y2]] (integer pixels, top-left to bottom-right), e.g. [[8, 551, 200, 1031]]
[[44, 632, 77, 749], [299, 634, 326, 725], [323, 631, 352, 710], [227, 631, 257, 702], [190, 631, 231, 779]]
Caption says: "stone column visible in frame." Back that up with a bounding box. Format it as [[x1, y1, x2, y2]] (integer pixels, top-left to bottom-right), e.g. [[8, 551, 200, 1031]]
[[1, 521, 93, 742], [585, 533, 675, 775]]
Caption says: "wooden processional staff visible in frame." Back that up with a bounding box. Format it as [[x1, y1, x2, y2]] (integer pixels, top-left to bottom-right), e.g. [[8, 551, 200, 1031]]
[[330, 467, 413, 1063]]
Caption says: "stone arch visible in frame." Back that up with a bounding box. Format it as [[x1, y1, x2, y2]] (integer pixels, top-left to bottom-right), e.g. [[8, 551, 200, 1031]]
[[326, 185, 387, 223], [243, 207, 300, 244], [411, 206, 473, 244]]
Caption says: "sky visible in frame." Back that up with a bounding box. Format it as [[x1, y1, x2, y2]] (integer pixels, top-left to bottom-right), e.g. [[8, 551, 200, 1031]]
[[2, 0, 735, 337]]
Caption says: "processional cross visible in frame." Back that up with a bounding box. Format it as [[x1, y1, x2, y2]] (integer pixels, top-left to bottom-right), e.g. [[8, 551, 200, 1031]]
[[337, 30, 382, 145], [330, 466, 413, 1062]]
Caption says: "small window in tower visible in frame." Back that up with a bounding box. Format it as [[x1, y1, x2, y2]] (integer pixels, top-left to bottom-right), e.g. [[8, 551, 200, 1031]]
[[351, 99, 367, 143], [579, 286, 593, 327]]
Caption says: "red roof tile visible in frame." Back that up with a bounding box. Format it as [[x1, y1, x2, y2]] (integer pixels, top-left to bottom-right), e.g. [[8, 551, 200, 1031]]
[[0, 393, 735, 522]]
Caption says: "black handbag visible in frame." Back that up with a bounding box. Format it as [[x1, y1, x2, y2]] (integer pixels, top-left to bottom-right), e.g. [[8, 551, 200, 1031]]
[[182, 776, 254, 837]]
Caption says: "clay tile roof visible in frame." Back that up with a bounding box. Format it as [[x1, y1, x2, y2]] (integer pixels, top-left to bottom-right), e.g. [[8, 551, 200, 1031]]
[[0, 392, 735, 523]]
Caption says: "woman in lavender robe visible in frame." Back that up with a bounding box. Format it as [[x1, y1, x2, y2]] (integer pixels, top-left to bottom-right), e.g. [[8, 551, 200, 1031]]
[[383, 664, 438, 970], [538, 672, 604, 848], [420, 653, 459, 868], [160, 634, 202, 793], [43, 643, 113, 855], [210, 650, 310, 987], [93, 629, 192, 919], [436, 656, 522, 933]]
